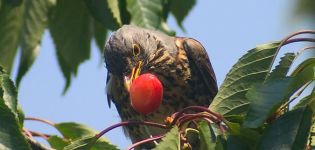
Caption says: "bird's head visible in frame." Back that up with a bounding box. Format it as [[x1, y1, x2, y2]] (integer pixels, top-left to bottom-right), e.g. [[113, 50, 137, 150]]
[[104, 25, 176, 92]]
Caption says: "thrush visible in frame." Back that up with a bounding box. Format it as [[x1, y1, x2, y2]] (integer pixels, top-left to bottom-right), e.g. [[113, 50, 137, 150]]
[[104, 25, 218, 148]]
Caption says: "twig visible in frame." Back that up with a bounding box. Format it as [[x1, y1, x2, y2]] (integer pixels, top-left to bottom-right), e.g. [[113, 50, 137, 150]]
[[25, 117, 56, 127]]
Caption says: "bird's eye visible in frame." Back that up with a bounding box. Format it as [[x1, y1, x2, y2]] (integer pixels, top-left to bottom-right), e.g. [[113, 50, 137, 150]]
[[132, 44, 141, 57]]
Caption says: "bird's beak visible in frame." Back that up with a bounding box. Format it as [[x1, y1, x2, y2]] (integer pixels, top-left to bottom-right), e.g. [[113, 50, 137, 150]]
[[124, 61, 143, 92]]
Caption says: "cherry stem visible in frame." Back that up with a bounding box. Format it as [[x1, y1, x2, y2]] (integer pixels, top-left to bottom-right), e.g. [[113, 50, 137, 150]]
[[24, 117, 56, 127], [126, 135, 164, 150], [281, 30, 315, 46], [283, 38, 315, 46], [95, 121, 167, 139], [23, 128, 33, 138], [170, 106, 223, 126], [178, 114, 218, 128], [28, 130, 51, 140]]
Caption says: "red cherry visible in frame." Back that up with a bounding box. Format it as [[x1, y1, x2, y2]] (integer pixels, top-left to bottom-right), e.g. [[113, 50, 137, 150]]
[[130, 73, 163, 115]]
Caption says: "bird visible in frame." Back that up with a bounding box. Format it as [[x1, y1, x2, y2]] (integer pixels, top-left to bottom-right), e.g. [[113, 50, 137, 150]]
[[104, 25, 218, 149]]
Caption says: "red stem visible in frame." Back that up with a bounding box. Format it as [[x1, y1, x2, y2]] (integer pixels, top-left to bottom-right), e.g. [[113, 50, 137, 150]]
[[178, 114, 219, 128], [95, 121, 167, 139], [23, 128, 33, 138], [28, 130, 51, 140], [283, 38, 315, 46], [170, 106, 223, 126]]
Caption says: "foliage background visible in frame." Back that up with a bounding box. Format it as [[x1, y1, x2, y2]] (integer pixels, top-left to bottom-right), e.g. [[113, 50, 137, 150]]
[[5, 0, 313, 149]]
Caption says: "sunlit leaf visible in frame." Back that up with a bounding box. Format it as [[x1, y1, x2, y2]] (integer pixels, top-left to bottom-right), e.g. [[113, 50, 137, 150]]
[[198, 121, 216, 150], [55, 122, 98, 139], [64, 135, 97, 150], [210, 42, 281, 116], [54, 122, 118, 150], [154, 126, 179, 150], [127, 0, 162, 29], [0, 94, 30, 149], [17, 104, 24, 126], [158, 20, 175, 35], [259, 107, 312, 150], [16, 0, 56, 87], [107, 0, 122, 26], [49, 0, 92, 93], [0, 74, 18, 115], [0, 2, 24, 74], [47, 135, 69, 150], [0, 67, 24, 126], [291, 57, 315, 76]]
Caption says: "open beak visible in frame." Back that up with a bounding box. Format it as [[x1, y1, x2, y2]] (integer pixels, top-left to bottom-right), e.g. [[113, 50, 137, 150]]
[[124, 61, 143, 92]]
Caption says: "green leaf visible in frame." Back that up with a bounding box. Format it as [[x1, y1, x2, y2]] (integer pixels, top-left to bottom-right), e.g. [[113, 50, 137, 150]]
[[243, 78, 294, 128], [17, 104, 24, 127], [55, 122, 99, 139], [226, 136, 250, 150], [294, 0, 315, 19], [47, 135, 70, 150], [210, 42, 281, 116], [118, 0, 130, 24], [244, 57, 315, 128], [184, 128, 199, 148], [16, 0, 56, 87], [93, 21, 107, 54], [308, 123, 315, 148], [198, 121, 216, 150], [154, 126, 179, 150], [215, 135, 226, 150], [158, 20, 175, 36], [225, 121, 260, 148], [170, 0, 196, 30], [54, 122, 119, 150], [107, 0, 122, 26], [291, 57, 315, 76], [64, 135, 97, 150], [127, 0, 163, 29], [0, 72, 25, 126], [0, 74, 18, 115], [49, 0, 92, 93], [294, 86, 315, 112], [0, 2, 24, 74], [259, 107, 313, 150], [3, 0, 23, 6], [84, 0, 118, 30], [266, 53, 296, 81], [0, 96, 31, 149]]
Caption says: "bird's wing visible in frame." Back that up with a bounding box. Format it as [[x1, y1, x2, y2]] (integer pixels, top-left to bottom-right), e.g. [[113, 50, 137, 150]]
[[106, 72, 123, 110], [106, 72, 112, 108], [176, 37, 218, 97]]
